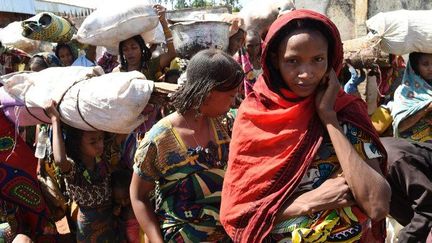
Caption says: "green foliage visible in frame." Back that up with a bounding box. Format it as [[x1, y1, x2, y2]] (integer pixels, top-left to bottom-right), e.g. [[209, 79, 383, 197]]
[[154, 0, 241, 10]]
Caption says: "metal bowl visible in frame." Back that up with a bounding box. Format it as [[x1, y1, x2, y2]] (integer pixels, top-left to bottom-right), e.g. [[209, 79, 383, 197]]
[[170, 21, 230, 59]]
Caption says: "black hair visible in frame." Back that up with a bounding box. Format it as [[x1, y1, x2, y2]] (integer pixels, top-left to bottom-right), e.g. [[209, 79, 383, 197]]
[[164, 69, 181, 84], [119, 35, 152, 71], [111, 169, 132, 189], [267, 18, 335, 91], [63, 125, 84, 165], [171, 49, 244, 114], [409, 52, 428, 77], [55, 43, 76, 60], [28, 55, 49, 70]]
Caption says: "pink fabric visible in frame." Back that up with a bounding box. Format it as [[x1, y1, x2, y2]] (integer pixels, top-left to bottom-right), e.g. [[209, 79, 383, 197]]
[[125, 218, 140, 243]]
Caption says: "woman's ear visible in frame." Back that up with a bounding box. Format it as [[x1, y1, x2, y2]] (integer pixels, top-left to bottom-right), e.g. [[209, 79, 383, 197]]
[[270, 52, 279, 70]]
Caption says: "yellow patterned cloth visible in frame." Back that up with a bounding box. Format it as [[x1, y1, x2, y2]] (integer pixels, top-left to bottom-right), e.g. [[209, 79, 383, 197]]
[[22, 12, 76, 43], [270, 123, 383, 243]]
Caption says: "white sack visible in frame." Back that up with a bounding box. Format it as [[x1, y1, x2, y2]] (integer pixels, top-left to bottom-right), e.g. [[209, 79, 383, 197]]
[[76, 2, 161, 52], [2, 67, 154, 134], [3, 66, 104, 107], [366, 10, 432, 55], [58, 71, 153, 134], [239, 0, 295, 37], [0, 21, 53, 55]]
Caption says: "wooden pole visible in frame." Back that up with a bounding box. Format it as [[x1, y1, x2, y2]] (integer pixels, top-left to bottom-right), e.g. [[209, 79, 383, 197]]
[[354, 0, 368, 37]]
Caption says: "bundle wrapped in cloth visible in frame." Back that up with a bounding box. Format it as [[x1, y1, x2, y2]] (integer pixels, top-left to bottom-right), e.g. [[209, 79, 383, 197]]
[[366, 10, 432, 55], [0, 21, 53, 55], [22, 12, 76, 43], [343, 36, 390, 69], [76, 2, 164, 54], [239, 0, 295, 38], [1, 67, 178, 134]]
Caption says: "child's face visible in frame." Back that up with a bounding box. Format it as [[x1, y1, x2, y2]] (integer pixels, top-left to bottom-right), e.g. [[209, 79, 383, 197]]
[[228, 30, 245, 55], [246, 34, 261, 59], [80, 131, 104, 158], [417, 54, 432, 82], [113, 187, 131, 207], [58, 47, 74, 66], [273, 29, 329, 97]]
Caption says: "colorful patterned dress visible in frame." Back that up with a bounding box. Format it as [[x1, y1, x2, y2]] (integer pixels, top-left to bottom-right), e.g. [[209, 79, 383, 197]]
[[399, 113, 432, 143], [63, 159, 115, 243], [133, 117, 230, 242], [269, 123, 383, 243]]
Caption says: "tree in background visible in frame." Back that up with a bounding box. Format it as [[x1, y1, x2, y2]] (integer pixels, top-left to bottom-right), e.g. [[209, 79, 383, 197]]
[[153, 0, 241, 11]]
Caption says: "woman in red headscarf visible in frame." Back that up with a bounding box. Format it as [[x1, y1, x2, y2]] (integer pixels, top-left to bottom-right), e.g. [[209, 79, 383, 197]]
[[220, 10, 391, 242]]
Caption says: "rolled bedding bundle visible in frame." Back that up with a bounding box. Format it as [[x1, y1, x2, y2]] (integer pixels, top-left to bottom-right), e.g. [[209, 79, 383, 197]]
[[0, 21, 53, 55], [1, 66, 178, 134], [343, 37, 390, 69], [21, 12, 76, 43]]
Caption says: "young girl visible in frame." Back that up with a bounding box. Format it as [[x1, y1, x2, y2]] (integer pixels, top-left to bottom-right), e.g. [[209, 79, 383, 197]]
[[391, 52, 432, 143], [55, 43, 77, 67], [130, 49, 244, 242], [45, 101, 115, 242], [111, 169, 140, 243], [220, 10, 391, 242]]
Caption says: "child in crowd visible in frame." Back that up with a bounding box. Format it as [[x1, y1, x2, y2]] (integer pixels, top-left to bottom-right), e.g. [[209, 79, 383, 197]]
[[45, 100, 115, 243], [391, 52, 432, 142], [112, 169, 140, 243]]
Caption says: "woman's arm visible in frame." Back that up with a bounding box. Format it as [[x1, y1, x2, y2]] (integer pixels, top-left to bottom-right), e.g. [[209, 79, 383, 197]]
[[398, 103, 431, 133], [130, 173, 164, 243], [44, 100, 71, 173], [315, 70, 391, 221], [153, 4, 177, 70], [276, 176, 355, 222]]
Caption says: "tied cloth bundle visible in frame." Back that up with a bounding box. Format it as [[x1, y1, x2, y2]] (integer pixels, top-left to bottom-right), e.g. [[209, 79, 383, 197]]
[[221, 14, 246, 37], [22, 12, 76, 43]]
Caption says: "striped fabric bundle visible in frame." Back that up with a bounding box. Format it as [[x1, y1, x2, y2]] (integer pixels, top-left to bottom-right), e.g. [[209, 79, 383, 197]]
[[22, 12, 76, 43]]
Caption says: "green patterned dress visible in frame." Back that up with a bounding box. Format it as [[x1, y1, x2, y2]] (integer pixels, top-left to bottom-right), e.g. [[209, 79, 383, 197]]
[[133, 116, 230, 242]]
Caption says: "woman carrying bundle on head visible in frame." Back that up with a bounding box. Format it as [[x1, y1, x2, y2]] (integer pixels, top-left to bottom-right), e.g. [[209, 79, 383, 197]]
[[220, 10, 391, 242], [113, 4, 176, 82]]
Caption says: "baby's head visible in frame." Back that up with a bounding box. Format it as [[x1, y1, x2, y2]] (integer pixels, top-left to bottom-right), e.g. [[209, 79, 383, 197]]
[[111, 169, 133, 208]]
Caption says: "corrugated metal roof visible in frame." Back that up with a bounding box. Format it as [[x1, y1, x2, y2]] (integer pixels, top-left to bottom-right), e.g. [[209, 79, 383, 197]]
[[0, 0, 36, 14], [35, 0, 93, 15], [37, 0, 96, 9]]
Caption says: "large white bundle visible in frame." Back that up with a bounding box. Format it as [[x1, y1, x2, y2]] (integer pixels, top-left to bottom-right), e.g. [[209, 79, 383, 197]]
[[2, 67, 154, 134], [58, 71, 153, 134], [366, 10, 432, 55], [239, 0, 295, 37], [0, 22, 53, 55], [3, 66, 104, 107], [76, 2, 161, 53]]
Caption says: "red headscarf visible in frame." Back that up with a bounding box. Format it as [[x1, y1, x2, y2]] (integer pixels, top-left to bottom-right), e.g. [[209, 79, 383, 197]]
[[220, 10, 386, 242]]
